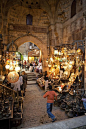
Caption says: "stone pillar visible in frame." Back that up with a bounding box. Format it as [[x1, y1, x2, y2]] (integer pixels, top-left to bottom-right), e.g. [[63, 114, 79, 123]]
[[48, 24, 55, 56], [83, 0, 86, 33], [2, 15, 8, 45], [41, 46, 49, 72], [42, 52, 50, 72], [83, 0, 86, 11], [83, 1, 86, 93], [84, 37, 86, 93], [55, 23, 63, 45], [0, 3, 2, 33], [42, 56, 49, 73], [0, 3, 3, 55]]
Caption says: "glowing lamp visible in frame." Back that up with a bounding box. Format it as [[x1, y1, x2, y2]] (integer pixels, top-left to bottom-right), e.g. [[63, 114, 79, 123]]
[[53, 64, 57, 68], [69, 61, 74, 65], [69, 78, 71, 82], [71, 73, 75, 76], [77, 48, 81, 53], [59, 87, 62, 92], [54, 50, 58, 55], [63, 66, 67, 70], [5, 64, 10, 69], [64, 71, 68, 75], [62, 57, 66, 61], [9, 65, 13, 70], [15, 65, 20, 72], [48, 64, 51, 67], [68, 64, 72, 70], [50, 57, 53, 62]]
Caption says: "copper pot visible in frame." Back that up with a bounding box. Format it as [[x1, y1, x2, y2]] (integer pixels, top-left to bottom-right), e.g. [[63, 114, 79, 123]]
[[67, 110, 73, 118]]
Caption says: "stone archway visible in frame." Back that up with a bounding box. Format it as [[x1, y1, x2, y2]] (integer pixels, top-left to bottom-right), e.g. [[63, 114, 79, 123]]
[[14, 35, 48, 72]]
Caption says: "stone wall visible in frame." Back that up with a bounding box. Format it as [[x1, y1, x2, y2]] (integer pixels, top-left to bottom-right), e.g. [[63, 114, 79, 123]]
[[8, 26, 48, 46], [7, 5, 49, 48], [8, 6, 49, 27], [62, 12, 85, 43], [55, 0, 85, 45]]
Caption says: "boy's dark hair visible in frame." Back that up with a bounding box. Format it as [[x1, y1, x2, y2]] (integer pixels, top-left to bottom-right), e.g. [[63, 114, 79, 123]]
[[49, 85, 52, 90]]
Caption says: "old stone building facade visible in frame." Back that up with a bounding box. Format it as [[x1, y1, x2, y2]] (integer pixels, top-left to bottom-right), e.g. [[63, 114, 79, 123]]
[[0, 0, 86, 71]]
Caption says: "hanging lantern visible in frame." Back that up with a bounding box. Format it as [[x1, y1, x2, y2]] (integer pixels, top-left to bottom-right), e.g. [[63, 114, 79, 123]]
[[59, 51, 61, 55], [62, 56, 67, 61], [48, 64, 51, 67], [64, 71, 68, 75], [71, 73, 75, 76], [68, 64, 72, 70], [5, 64, 10, 69], [9, 65, 14, 70], [63, 66, 67, 70], [15, 65, 20, 72], [77, 48, 81, 53], [7, 71, 19, 83], [69, 61, 74, 65], [54, 50, 58, 56], [59, 87, 62, 92], [50, 57, 53, 62]]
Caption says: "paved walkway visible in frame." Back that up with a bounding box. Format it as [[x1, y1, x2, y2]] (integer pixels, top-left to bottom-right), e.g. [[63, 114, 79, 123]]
[[15, 71, 68, 129], [22, 115, 86, 129], [12, 71, 86, 129]]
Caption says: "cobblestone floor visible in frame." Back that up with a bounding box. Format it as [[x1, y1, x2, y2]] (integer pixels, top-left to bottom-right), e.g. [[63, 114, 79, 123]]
[[15, 83, 68, 129]]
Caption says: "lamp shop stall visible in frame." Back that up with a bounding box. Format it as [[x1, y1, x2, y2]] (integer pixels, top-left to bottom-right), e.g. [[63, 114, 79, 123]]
[[0, 40, 23, 128], [5, 40, 21, 73], [37, 40, 86, 118], [48, 41, 84, 92]]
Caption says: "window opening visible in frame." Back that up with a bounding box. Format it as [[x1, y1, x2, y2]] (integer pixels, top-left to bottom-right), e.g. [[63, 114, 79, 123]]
[[26, 14, 33, 25]]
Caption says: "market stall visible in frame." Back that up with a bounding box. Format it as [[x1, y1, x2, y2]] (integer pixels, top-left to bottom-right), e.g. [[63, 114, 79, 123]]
[[47, 42, 85, 118], [36, 41, 86, 118], [47, 43, 84, 93]]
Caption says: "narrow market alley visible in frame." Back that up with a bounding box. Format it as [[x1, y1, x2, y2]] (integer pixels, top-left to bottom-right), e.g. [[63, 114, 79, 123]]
[[16, 72, 68, 129]]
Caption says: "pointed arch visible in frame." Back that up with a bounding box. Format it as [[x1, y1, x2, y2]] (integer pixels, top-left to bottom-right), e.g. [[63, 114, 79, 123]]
[[14, 35, 48, 72]]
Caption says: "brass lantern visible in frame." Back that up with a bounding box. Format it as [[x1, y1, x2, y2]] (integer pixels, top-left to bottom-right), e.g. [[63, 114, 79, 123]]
[[7, 71, 19, 83]]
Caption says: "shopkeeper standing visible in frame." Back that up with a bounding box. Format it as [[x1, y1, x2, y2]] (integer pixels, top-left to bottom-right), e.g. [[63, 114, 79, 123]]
[[44, 71, 48, 92]]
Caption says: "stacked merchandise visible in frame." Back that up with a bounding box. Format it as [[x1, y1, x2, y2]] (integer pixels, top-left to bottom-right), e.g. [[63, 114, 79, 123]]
[[36, 76, 45, 88]]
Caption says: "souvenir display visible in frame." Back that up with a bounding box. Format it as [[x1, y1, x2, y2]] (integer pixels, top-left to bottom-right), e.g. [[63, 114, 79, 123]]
[[36, 43, 85, 118], [47, 44, 84, 93], [0, 84, 23, 122], [36, 76, 45, 88]]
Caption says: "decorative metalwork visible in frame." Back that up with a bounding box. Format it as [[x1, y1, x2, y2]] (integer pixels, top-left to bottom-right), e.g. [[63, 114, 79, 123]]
[[6, 40, 18, 52], [72, 40, 85, 53]]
